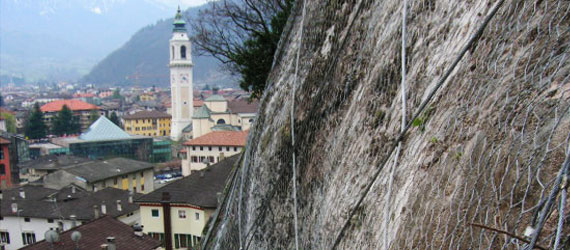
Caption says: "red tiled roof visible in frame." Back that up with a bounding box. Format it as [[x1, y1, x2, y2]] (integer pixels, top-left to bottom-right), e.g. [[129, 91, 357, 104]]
[[41, 99, 100, 112], [22, 216, 161, 250], [73, 93, 96, 98], [0, 138, 11, 144], [0, 107, 15, 115], [183, 131, 248, 146], [194, 100, 204, 107]]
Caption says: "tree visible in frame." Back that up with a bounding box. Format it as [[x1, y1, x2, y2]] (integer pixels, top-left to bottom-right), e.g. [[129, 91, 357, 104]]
[[25, 103, 47, 139], [89, 110, 100, 125], [0, 93, 4, 107], [108, 112, 122, 127], [191, 0, 294, 99], [112, 88, 122, 99], [52, 105, 80, 136], [0, 112, 16, 133]]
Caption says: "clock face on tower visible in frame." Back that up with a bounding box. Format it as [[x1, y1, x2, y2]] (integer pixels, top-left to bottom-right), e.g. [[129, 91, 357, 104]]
[[180, 73, 189, 83]]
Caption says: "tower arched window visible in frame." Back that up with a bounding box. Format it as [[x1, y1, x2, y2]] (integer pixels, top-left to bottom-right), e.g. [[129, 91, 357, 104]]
[[217, 119, 226, 125], [181, 45, 187, 59], [172, 46, 175, 59]]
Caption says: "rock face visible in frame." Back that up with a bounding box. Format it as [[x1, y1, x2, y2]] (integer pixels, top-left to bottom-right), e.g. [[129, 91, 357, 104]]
[[206, 0, 570, 249]]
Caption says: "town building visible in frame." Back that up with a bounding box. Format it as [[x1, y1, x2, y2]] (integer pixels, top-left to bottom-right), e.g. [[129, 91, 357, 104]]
[[40, 99, 104, 132], [0, 185, 142, 250], [41, 157, 155, 194], [135, 154, 238, 249], [21, 216, 161, 250], [189, 95, 258, 139], [51, 116, 154, 162], [169, 7, 194, 140], [18, 155, 92, 183], [0, 132, 30, 187], [0, 137, 11, 188], [182, 130, 247, 176], [123, 110, 172, 137], [28, 142, 70, 159]]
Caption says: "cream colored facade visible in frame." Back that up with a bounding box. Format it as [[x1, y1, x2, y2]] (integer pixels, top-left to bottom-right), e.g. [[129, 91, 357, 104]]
[[139, 205, 214, 249], [191, 97, 255, 139], [124, 117, 171, 137], [182, 145, 242, 175], [91, 169, 155, 194]]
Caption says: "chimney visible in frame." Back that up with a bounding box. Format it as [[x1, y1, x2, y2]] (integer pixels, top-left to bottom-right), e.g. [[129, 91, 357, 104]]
[[133, 224, 144, 237], [19, 188, 25, 199], [116, 200, 122, 212], [71, 185, 76, 194], [70, 215, 77, 228], [128, 190, 134, 203], [101, 202, 107, 215], [11, 202, 18, 213], [93, 205, 100, 219], [161, 192, 173, 250], [100, 244, 109, 249], [219, 152, 225, 161], [106, 237, 117, 250]]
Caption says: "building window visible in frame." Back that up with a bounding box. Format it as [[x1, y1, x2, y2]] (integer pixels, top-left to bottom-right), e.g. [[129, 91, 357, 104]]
[[149, 232, 165, 245], [174, 234, 192, 248], [195, 212, 200, 220], [216, 119, 226, 124], [234, 147, 238, 152], [0, 164, 5, 175], [219, 146, 222, 151], [226, 146, 230, 151], [191, 156, 198, 163], [200, 146, 203, 151], [114, 178, 118, 185], [0, 231, 9, 244], [140, 172, 144, 177], [22, 232, 36, 245], [192, 146, 196, 151], [208, 156, 215, 163], [180, 45, 187, 59], [0, 147, 3, 159], [151, 209, 159, 217], [141, 184, 144, 191], [24, 218, 31, 222], [47, 219, 54, 223], [178, 210, 186, 219], [208, 146, 212, 151]]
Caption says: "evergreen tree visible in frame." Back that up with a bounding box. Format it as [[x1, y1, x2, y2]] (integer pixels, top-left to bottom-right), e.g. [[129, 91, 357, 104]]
[[109, 112, 121, 127], [52, 105, 80, 136], [112, 88, 122, 99], [0, 112, 17, 133], [89, 110, 100, 125], [25, 103, 47, 139]]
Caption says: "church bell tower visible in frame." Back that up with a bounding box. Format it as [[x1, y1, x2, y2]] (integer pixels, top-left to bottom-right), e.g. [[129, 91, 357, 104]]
[[169, 7, 193, 140]]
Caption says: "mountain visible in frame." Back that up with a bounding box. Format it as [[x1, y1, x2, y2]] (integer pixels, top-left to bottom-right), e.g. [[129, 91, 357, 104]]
[[81, 6, 235, 88], [0, 0, 206, 82]]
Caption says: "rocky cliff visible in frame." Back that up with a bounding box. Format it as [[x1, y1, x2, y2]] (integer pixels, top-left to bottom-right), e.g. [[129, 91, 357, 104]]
[[206, 0, 570, 249]]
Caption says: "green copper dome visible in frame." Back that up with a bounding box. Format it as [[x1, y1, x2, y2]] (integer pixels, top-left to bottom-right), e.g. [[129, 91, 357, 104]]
[[173, 6, 187, 32]]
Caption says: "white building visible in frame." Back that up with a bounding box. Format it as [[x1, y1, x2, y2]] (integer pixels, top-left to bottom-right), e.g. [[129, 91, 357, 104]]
[[169, 7, 194, 140], [182, 130, 248, 176], [0, 185, 141, 250], [135, 155, 238, 249]]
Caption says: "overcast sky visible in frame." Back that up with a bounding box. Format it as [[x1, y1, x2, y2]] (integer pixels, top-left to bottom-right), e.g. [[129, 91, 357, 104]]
[[154, 0, 210, 7]]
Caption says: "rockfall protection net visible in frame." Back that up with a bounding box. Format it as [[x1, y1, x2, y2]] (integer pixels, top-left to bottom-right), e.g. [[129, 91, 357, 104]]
[[203, 0, 570, 249]]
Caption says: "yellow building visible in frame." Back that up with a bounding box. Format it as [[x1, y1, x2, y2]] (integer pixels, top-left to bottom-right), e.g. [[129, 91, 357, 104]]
[[123, 110, 172, 137], [140, 93, 157, 102], [135, 155, 238, 249]]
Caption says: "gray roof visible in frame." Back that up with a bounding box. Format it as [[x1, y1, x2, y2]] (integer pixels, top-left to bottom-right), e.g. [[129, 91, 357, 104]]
[[0, 186, 141, 220], [211, 124, 241, 131], [205, 94, 227, 102], [19, 155, 91, 170], [136, 154, 239, 208], [193, 105, 212, 119], [182, 123, 193, 133], [63, 158, 154, 183], [79, 116, 131, 141]]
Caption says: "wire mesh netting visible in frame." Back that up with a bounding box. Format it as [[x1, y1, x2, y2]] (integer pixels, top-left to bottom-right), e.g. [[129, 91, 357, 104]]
[[203, 0, 570, 249]]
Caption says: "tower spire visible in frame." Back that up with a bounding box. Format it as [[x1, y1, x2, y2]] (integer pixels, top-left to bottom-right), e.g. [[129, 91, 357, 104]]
[[173, 5, 186, 32]]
